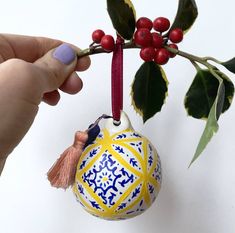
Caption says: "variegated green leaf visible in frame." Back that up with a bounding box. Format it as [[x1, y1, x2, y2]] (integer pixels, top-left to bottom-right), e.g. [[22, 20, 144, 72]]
[[170, 0, 198, 34], [131, 61, 168, 123], [107, 0, 136, 40]]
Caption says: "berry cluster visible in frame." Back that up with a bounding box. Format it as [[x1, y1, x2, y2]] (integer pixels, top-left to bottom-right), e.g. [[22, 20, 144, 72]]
[[92, 29, 115, 51], [134, 17, 183, 65], [91, 17, 183, 65]]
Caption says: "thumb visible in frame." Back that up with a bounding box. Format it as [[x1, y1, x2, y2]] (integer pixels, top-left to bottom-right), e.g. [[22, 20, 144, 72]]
[[34, 43, 78, 92]]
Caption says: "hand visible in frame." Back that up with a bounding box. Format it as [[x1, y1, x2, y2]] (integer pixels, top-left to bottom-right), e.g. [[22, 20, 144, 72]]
[[0, 34, 90, 174]]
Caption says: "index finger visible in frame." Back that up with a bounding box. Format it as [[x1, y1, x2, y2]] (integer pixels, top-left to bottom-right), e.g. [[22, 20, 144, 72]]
[[0, 34, 91, 71], [0, 34, 62, 63]]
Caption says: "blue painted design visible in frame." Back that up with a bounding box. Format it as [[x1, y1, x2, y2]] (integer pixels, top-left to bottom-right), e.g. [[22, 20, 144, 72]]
[[148, 184, 154, 194], [74, 129, 162, 220], [137, 142, 142, 153], [78, 184, 84, 195], [132, 187, 140, 199], [148, 155, 153, 166], [126, 210, 135, 215], [132, 133, 142, 138], [108, 192, 116, 206], [113, 145, 125, 154], [118, 203, 127, 210], [80, 148, 99, 169], [80, 160, 86, 169], [78, 200, 85, 207], [82, 170, 92, 181], [90, 148, 98, 157], [119, 168, 134, 187], [153, 159, 162, 183], [129, 142, 142, 153], [90, 200, 101, 209], [130, 158, 138, 167], [100, 153, 108, 165], [116, 134, 127, 139], [82, 153, 136, 206]]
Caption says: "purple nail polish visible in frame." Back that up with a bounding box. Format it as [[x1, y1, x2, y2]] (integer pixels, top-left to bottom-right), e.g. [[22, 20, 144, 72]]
[[53, 43, 76, 65]]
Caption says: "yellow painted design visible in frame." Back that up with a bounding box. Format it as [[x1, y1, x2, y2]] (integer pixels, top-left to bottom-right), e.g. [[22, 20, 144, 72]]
[[102, 177, 108, 182], [74, 128, 161, 220], [110, 178, 142, 212], [76, 175, 110, 212], [116, 183, 144, 214], [77, 143, 97, 167], [73, 187, 94, 213], [76, 146, 106, 175], [149, 177, 161, 192], [111, 129, 132, 139], [115, 141, 145, 168], [108, 144, 143, 178]]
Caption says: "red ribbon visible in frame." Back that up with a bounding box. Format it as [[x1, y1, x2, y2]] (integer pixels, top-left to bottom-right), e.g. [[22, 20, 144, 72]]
[[111, 36, 124, 124]]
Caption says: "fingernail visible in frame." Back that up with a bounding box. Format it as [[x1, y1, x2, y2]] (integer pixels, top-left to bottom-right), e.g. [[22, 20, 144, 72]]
[[53, 44, 76, 65]]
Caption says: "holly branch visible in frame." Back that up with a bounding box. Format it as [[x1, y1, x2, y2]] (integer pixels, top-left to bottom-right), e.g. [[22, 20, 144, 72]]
[[76, 0, 235, 166]]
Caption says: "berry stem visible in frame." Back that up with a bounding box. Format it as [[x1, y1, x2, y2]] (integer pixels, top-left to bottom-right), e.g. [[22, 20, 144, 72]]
[[89, 41, 96, 47], [164, 45, 218, 70], [76, 41, 137, 58]]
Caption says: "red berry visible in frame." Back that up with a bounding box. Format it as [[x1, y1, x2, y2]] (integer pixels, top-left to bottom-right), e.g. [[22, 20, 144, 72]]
[[92, 29, 105, 43], [134, 28, 152, 47], [154, 48, 170, 65], [101, 35, 115, 51], [136, 17, 153, 30], [168, 43, 178, 58], [140, 47, 156, 62], [152, 32, 164, 49], [169, 28, 183, 43], [153, 17, 170, 33]]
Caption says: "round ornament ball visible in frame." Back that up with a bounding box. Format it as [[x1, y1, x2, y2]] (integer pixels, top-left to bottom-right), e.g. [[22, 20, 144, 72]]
[[73, 112, 162, 220]]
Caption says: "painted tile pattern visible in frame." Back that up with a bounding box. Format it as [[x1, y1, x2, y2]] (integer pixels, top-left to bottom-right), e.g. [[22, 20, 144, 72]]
[[73, 129, 161, 220]]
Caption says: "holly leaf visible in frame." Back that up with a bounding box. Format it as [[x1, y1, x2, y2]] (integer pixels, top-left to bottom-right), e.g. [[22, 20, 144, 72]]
[[107, 0, 136, 40], [170, 0, 198, 33], [189, 76, 225, 166], [221, 57, 235, 74], [131, 61, 168, 123], [185, 69, 234, 119]]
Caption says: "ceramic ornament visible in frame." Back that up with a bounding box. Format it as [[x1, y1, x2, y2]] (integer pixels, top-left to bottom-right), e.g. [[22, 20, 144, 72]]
[[73, 111, 162, 220], [47, 33, 162, 221]]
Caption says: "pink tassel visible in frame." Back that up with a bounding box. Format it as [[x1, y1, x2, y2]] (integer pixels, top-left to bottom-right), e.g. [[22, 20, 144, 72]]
[[47, 131, 88, 189]]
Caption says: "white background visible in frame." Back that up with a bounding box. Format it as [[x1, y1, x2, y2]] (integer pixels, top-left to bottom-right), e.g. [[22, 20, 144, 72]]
[[1, 1, 235, 233]]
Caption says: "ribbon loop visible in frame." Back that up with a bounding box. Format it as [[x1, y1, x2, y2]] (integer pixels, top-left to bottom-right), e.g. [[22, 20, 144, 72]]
[[111, 35, 124, 124]]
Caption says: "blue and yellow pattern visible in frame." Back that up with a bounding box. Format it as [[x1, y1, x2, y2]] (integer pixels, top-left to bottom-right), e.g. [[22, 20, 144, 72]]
[[73, 128, 161, 220]]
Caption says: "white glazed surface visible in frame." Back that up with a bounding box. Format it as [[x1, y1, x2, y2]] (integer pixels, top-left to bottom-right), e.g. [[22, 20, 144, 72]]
[[105, 111, 133, 134], [73, 123, 162, 220]]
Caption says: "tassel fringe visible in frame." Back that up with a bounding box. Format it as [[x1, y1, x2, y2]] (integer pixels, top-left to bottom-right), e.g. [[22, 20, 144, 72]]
[[47, 131, 88, 189]]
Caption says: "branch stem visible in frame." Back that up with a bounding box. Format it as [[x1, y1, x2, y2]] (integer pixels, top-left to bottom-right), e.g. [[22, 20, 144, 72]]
[[202, 56, 222, 64], [164, 45, 219, 72], [77, 41, 220, 75], [77, 41, 138, 58]]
